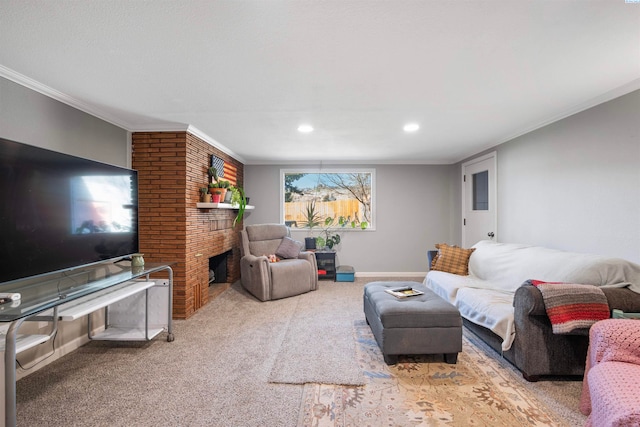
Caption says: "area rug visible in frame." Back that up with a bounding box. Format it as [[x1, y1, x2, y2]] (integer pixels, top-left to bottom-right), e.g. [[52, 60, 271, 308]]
[[298, 320, 582, 427], [268, 282, 366, 386]]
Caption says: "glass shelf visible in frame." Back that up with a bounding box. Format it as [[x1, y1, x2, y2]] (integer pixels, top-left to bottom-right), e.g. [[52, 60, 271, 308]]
[[0, 262, 173, 322]]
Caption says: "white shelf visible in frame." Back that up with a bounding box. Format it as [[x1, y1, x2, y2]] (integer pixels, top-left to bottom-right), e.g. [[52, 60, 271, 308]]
[[196, 202, 255, 209], [57, 281, 156, 321], [0, 333, 51, 353], [91, 327, 164, 341], [196, 202, 255, 211]]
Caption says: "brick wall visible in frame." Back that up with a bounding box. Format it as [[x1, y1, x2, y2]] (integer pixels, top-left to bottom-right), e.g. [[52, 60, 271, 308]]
[[132, 131, 244, 319]]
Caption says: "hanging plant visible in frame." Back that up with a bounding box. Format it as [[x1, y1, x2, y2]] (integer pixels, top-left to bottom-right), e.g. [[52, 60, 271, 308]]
[[230, 186, 247, 227]]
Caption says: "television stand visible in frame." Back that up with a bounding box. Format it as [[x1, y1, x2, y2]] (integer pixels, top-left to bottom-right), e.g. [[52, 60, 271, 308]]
[[0, 261, 174, 427]]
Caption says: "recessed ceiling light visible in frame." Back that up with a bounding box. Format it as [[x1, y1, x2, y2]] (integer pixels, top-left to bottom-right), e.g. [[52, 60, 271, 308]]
[[298, 124, 314, 133], [403, 123, 420, 132]]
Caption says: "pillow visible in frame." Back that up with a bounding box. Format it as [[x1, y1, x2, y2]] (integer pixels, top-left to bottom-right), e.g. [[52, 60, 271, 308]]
[[275, 236, 302, 259], [430, 251, 440, 270], [430, 243, 459, 270], [431, 243, 475, 275]]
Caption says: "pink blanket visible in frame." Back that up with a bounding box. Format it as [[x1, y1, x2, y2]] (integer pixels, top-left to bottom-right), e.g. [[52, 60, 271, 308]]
[[580, 319, 640, 426]]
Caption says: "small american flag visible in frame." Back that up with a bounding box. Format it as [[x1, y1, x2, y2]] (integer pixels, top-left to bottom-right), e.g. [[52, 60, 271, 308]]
[[211, 155, 225, 178]]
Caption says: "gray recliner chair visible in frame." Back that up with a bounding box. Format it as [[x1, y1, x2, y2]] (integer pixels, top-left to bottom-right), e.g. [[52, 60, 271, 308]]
[[239, 224, 318, 301]]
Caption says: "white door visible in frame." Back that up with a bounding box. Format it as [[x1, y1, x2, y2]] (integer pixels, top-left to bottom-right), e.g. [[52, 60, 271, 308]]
[[462, 152, 497, 247]]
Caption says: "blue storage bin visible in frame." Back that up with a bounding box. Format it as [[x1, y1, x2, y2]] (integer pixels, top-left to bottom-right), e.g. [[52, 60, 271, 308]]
[[336, 265, 355, 282]]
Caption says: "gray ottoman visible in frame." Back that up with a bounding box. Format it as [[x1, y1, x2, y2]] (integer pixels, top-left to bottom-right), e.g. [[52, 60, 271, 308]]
[[363, 281, 462, 365]]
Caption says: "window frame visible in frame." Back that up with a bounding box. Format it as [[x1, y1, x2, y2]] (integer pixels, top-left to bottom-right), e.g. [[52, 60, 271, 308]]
[[279, 168, 376, 231]]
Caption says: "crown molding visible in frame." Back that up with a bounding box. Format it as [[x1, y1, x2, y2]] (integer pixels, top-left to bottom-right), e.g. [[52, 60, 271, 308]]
[[129, 123, 246, 163], [0, 65, 136, 130], [457, 78, 640, 163], [244, 158, 450, 166], [0, 65, 244, 163], [186, 125, 246, 163]]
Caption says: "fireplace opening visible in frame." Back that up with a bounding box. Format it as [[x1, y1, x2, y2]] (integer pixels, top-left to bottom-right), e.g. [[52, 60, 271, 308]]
[[209, 250, 232, 285]]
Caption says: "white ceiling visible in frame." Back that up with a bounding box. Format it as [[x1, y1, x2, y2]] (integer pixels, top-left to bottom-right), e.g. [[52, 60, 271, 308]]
[[1, 1, 639, 165]]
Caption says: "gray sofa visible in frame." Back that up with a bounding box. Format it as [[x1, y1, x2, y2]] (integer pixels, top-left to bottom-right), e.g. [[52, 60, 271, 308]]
[[425, 241, 640, 381]]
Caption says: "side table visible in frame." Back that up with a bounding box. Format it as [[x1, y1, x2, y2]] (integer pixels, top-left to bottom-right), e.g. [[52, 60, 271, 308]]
[[314, 251, 336, 280]]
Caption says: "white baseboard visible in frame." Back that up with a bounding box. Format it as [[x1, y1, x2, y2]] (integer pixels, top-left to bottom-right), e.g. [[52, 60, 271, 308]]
[[355, 272, 427, 279]]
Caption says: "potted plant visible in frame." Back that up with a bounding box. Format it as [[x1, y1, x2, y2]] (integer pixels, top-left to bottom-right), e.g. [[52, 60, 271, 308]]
[[316, 215, 369, 250], [207, 166, 218, 184], [300, 200, 322, 250], [208, 182, 223, 202], [218, 180, 231, 202], [207, 168, 229, 201], [200, 187, 212, 203]]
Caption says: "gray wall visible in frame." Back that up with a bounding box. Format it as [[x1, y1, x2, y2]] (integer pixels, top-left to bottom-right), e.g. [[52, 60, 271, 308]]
[[0, 77, 129, 395], [457, 89, 640, 263], [0, 77, 128, 166], [247, 91, 640, 272], [244, 164, 458, 275]]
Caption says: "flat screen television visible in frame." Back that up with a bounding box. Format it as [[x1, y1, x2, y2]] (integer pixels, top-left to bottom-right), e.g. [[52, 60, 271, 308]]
[[0, 137, 139, 285]]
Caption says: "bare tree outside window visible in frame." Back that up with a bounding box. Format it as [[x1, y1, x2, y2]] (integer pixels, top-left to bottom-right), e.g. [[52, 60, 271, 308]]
[[281, 169, 375, 231]]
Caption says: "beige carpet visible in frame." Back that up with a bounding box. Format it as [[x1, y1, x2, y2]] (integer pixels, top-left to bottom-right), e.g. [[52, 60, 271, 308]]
[[298, 320, 586, 426], [15, 278, 585, 426]]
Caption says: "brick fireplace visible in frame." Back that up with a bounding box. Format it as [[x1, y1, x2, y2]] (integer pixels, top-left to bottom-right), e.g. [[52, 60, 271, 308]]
[[132, 131, 244, 319]]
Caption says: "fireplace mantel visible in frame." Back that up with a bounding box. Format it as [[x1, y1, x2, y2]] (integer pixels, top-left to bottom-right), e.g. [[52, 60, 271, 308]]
[[196, 202, 255, 210]]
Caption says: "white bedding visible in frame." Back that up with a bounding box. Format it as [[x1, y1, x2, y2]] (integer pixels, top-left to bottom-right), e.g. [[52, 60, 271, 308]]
[[454, 287, 515, 351], [424, 240, 640, 352], [425, 271, 516, 351], [469, 240, 640, 293]]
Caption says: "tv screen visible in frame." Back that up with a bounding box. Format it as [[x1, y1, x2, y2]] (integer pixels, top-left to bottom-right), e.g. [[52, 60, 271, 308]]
[[0, 137, 139, 285]]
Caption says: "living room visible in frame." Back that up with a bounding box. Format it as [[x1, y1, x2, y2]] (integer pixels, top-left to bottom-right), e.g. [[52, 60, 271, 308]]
[[1, 1, 639, 426]]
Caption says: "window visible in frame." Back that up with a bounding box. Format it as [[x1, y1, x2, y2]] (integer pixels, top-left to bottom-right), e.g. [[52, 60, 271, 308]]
[[280, 169, 375, 230], [472, 170, 489, 211]]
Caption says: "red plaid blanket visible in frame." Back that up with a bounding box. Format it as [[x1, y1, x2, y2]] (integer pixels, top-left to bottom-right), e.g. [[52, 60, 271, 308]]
[[527, 280, 610, 334]]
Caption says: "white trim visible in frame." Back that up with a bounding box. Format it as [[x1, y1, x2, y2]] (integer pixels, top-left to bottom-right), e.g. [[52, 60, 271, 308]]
[[0, 66, 246, 164], [245, 158, 450, 166], [355, 272, 427, 278], [0, 65, 135, 130], [457, 78, 640, 163], [126, 123, 247, 163], [129, 122, 189, 132], [186, 125, 246, 163]]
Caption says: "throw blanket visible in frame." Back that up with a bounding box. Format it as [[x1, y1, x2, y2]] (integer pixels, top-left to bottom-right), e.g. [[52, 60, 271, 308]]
[[526, 280, 610, 334]]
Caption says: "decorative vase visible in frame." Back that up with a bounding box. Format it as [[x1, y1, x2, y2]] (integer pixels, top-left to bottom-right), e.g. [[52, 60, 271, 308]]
[[223, 190, 233, 203], [131, 253, 145, 267]]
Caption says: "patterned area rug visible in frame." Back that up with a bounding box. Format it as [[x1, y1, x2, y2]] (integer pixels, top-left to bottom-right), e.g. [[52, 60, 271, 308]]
[[298, 320, 574, 427]]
